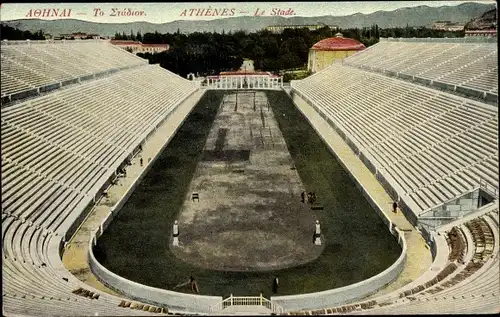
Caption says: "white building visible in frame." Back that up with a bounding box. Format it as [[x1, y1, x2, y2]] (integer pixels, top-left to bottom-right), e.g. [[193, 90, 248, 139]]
[[109, 40, 170, 54]]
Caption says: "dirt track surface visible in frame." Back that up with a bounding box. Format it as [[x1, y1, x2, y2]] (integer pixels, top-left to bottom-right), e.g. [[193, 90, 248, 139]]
[[171, 91, 324, 271]]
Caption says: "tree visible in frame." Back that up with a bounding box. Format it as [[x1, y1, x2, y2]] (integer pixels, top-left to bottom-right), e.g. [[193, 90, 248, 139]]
[[0, 25, 45, 40]]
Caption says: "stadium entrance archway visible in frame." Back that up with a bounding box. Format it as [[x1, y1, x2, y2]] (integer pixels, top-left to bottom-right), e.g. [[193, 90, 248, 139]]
[[206, 71, 283, 90]]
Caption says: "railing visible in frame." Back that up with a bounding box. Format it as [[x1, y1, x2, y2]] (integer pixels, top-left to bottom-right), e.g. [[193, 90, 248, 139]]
[[380, 37, 497, 44], [209, 294, 284, 314]]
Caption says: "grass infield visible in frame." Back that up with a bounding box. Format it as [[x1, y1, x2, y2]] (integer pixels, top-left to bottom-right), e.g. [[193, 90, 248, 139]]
[[95, 90, 400, 298]]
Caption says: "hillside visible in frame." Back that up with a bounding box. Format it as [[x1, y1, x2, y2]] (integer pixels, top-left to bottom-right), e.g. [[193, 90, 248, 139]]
[[1, 2, 495, 36], [465, 8, 497, 30]]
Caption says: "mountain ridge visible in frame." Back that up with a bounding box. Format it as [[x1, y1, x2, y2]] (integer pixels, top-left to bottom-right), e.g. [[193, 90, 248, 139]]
[[1, 2, 495, 36]]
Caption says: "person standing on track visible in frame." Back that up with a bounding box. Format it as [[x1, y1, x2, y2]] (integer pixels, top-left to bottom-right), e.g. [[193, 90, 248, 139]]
[[392, 201, 398, 213], [174, 276, 199, 294], [272, 277, 279, 294]]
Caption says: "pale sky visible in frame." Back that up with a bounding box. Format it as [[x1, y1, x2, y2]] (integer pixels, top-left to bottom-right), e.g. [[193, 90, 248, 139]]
[[0, 1, 495, 24]]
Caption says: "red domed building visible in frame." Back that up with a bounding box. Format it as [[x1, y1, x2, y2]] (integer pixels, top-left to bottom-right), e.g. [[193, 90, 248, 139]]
[[307, 33, 365, 73]]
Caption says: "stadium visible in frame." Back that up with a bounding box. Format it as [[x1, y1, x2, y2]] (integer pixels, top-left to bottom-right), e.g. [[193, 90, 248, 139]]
[[1, 32, 498, 316]]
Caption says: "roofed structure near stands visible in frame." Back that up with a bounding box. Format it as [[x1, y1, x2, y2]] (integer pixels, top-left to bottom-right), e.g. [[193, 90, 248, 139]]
[[219, 71, 277, 76], [109, 40, 142, 46], [311, 33, 366, 51], [265, 23, 339, 33], [308, 33, 365, 73], [58, 32, 100, 40], [109, 39, 170, 54]]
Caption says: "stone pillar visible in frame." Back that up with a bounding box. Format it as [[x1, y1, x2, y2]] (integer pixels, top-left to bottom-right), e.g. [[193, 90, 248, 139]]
[[173, 221, 179, 246], [314, 220, 321, 245], [312, 50, 316, 73]]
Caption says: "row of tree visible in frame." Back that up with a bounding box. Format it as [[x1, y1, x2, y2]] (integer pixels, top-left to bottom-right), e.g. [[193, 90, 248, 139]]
[[137, 50, 243, 78], [0, 24, 45, 40], [2, 24, 465, 78], [133, 25, 463, 77]]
